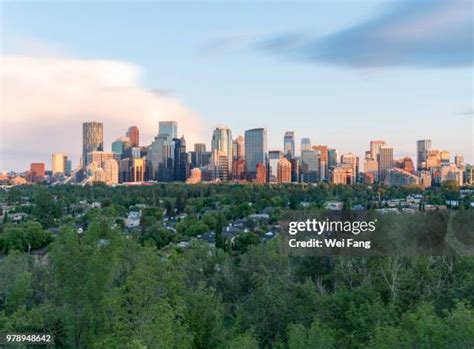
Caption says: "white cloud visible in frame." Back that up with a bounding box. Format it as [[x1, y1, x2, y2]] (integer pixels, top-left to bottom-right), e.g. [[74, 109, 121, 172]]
[[0, 55, 207, 171]]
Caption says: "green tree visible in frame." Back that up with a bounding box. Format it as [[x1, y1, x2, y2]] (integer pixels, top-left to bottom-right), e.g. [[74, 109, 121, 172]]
[[287, 319, 335, 349], [32, 190, 62, 228], [234, 232, 260, 254], [48, 219, 122, 347]]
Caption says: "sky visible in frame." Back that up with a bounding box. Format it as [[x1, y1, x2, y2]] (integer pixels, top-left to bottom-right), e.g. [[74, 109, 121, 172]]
[[1, 0, 473, 172]]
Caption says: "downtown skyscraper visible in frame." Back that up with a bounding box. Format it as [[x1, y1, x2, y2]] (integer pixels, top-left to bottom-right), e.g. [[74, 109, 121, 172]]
[[417, 139, 432, 170], [159, 121, 178, 139], [245, 128, 267, 178], [283, 131, 295, 158], [211, 127, 233, 175], [82, 122, 103, 169], [126, 126, 140, 147]]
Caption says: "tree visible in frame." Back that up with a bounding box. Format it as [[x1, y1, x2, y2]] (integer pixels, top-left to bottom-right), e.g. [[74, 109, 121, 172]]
[[139, 224, 174, 249], [184, 283, 226, 349], [0, 222, 54, 253], [234, 232, 260, 254], [222, 333, 259, 349], [99, 245, 191, 348], [215, 213, 225, 249], [48, 219, 122, 347], [288, 319, 335, 349], [31, 190, 62, 228], [175, 191, 187, 214]]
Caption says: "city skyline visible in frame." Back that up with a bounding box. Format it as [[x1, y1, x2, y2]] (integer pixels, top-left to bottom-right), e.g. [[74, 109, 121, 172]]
[[2, 118, 470, 188], [1, 1, 473, 171], [0, 118, 470, 174]]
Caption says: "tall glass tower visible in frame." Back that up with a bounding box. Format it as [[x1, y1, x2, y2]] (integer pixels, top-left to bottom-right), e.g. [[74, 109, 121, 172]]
[[283, 131, 295, 159], [82, 122, 103, 169], [211, 127, 233, 174], [417, 139, 432, 171], [301, 138, 312, 154], [159, 121, 178, 139], [245, 128, 267, 177]]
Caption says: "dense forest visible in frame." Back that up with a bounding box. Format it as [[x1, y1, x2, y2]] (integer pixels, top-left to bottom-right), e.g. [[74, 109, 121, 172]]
[[0, 183, 473, 348]]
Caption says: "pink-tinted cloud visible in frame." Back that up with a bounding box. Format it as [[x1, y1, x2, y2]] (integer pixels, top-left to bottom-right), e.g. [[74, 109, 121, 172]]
[[1, 55, 207, 172]]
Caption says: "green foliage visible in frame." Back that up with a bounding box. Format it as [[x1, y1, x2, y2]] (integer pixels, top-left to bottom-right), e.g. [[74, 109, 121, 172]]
[[0, 222, 54, 253], [0, 184, 472, 348], [176, 218, 209, 237], [287, 319, 335, 349], [234, 232, 260, 253], [31, 189, 62, 228], [139, 224, 174, 248], [222, 332, 259, 349]]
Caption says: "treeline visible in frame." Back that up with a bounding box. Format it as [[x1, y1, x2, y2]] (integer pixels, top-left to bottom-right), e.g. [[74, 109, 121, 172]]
[[2, 181, 469, 227], [1, 215, 474, 348]]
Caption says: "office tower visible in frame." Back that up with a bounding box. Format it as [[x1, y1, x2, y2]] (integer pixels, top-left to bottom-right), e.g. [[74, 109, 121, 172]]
[[440, 150, 450, 165], [290, 158, 300, 183], [233, 135, 245, 160], [88, 161, 106, 184], [190, 143, 206, 168], [420, 170, 432, 188], [186, 168, 202, 184], [86, 151, 117, 167], [65, 160, 72, 176], [378, 146, 394, 181], [268, 150, 283, 183], [192, 143, 207, 168], [301, 150, 320, 183], [340, 153, 359, 182], [313, 145, 328, 181], [426, 149, 441, 169], [244, 128, 267, 178], [211, 150, 229, 181], [119, 159, 130, 183], [148, 135, 173, 181], [455, 154, 464, 167], [440, 164, 463, 185], [173, 136, 189, 181], [395, 157, 414, 173], [232, 159, 246, 180], [385, 168, 420, 187], [159, 121, 178, 139], [331, 165, 353, 185], [256, 163, 267, 184], [417, 139, 432, 170], [211, 127, 233, 175], [82, 122, 103, 169], [283, 131, 295, 158], [130, 158, 146, 182], [28, 163, 45, 183], [201, 152, 212, 166], [363, 158, 378, 184], [52, 153, 67, 175], [131, 147, 141, 159], [195, 143, 206, 153], [118, 158, 145, 183], [102, 159, 119, 184], [327, 148, 338, 169], [277, 157, 292, 183], [112, 137, 131, 157], [370, 140, 386, 161], [126, 126, 139, 147], [301, 138, 312, 153]]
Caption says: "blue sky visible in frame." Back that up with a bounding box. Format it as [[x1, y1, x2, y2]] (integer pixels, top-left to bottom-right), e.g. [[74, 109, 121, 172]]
[[1, 1, 472, 171]]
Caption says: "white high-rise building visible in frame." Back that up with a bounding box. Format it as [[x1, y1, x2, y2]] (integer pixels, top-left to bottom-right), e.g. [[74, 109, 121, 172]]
[[211, 127, 233, 175]]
